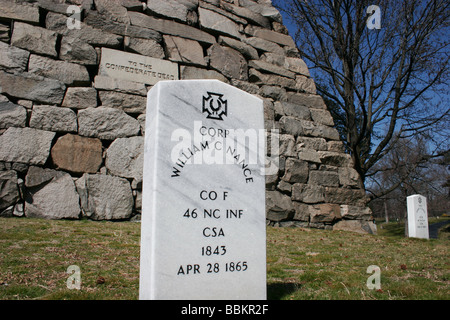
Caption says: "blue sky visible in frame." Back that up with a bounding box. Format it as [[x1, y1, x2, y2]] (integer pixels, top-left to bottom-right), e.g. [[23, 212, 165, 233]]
[[280, 13, 297, 39], [276, 4, 449, 153]]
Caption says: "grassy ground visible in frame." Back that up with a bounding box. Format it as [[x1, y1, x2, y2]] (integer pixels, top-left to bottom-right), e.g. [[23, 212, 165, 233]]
[[0, 217, 448, 300]]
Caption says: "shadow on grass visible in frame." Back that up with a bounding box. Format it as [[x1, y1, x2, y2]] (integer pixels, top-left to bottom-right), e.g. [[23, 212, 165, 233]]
[[267, 282, 301, 300], [378, 222, 406, 238]]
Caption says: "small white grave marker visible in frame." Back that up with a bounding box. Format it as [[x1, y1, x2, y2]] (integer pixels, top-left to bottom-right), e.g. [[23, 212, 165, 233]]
[[406, 194, 429, 239], [139, 80, 266, 300]]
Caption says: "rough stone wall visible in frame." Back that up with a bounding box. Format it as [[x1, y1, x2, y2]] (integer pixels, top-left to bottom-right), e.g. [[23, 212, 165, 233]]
[[0, 0, 375, 233]]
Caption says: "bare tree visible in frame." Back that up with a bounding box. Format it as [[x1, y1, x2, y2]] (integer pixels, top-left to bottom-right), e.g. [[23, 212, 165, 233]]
[[275, 0, 450, 188], [368, 135, 449, 219]]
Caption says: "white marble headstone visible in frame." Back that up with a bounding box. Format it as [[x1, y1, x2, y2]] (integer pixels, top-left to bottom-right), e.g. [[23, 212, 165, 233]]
[[139, 80, 266, 300], [407, 194, 429, 239]]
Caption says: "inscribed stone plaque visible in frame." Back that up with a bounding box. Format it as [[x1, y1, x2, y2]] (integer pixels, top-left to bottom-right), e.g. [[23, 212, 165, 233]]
[[99, 48, 178, 85], [407, 194, 429, 239], [139, 80, 266, 300]]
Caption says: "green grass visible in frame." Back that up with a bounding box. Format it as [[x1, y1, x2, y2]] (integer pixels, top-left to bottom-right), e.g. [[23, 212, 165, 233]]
[[0, 218, 140, 300], [266, 221, 449, 300], [0, 217, 448, 300]]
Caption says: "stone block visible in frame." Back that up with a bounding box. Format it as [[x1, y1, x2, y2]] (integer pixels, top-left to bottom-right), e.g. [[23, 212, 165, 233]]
[[0, 102, 27, 129], [285, 92, 327, 109], [11, 22, 57, 57], [105, 136, 144, 181], [310, 108, 334, 126], [266, 190, 295, 221], [46, 12, 122, 48], [292, 202, 310, 221], [263, 98, 274, 120], [128, 11, 216, 44], [333, 220, 377, 234], [0, 94, 9, 103], [239, 0, 282, 22], [51, 134, 103, 174], [75, 173, 133, 220], [25, 166, 65, 188], [282, 158, 308, 183], [199, 1, 247, 25], [219, 1, 270, 28], [0, 41, 30, 72], [13, 202, 24, 217], [249, 69, 297, 89], [0, 24, 9, 42], [318, 151, 353, 167], [285, 57, 310, 76], [29, 105, 77, 133], [28, 54, 90, 86], [340, 205, 373, 220], [310, 203, 341, 223], [279, 134, 297, 157], [207, 44, 248, 80], [248, 60, 295, 79], [180, 66, 228, 83], [164, 35, 206, 66], [218, 36, 258, 60], [78, 107, 141, 140], [262, 52, 285, 67], [199, 7, 241, 39], [245, 25, 295, 47], [338, 167, 361, 188], [83, 10, 162, 41], [243, 37, 284, 55], [292, 183, 325, 204], [94, 0, 130, 24], [295, 120, 340, 141], [0, 71, 66, 105], [328, 141, 345, 152], [298, 148, 321, 163], [297, 136, 328, 151], [324, 187, 367, 206], [0, 170, 19, 211], [0, 1, 40, 24], [94, 75, 147, 96], [98, 91, 147, 114], [279, 116, 303, 137], [146, 0, 198, 23], [308, 170, 340, 187], [231, 79, 259, 94], [295, 75, 317, 94], [277, 180, 292, 194], [265, 172, 278, 190], [60, 36, 98, 65], [137, 114, 146, 134], [36, 0, 78, 15], [62, 87, 98, 109], [272, 21, 289, 34], [0, 127, 55, 165], [25, 172, 81, 220], [276, 101, 311, 120], [125, 37, 165, 58], [259, 85, 286, 100]]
